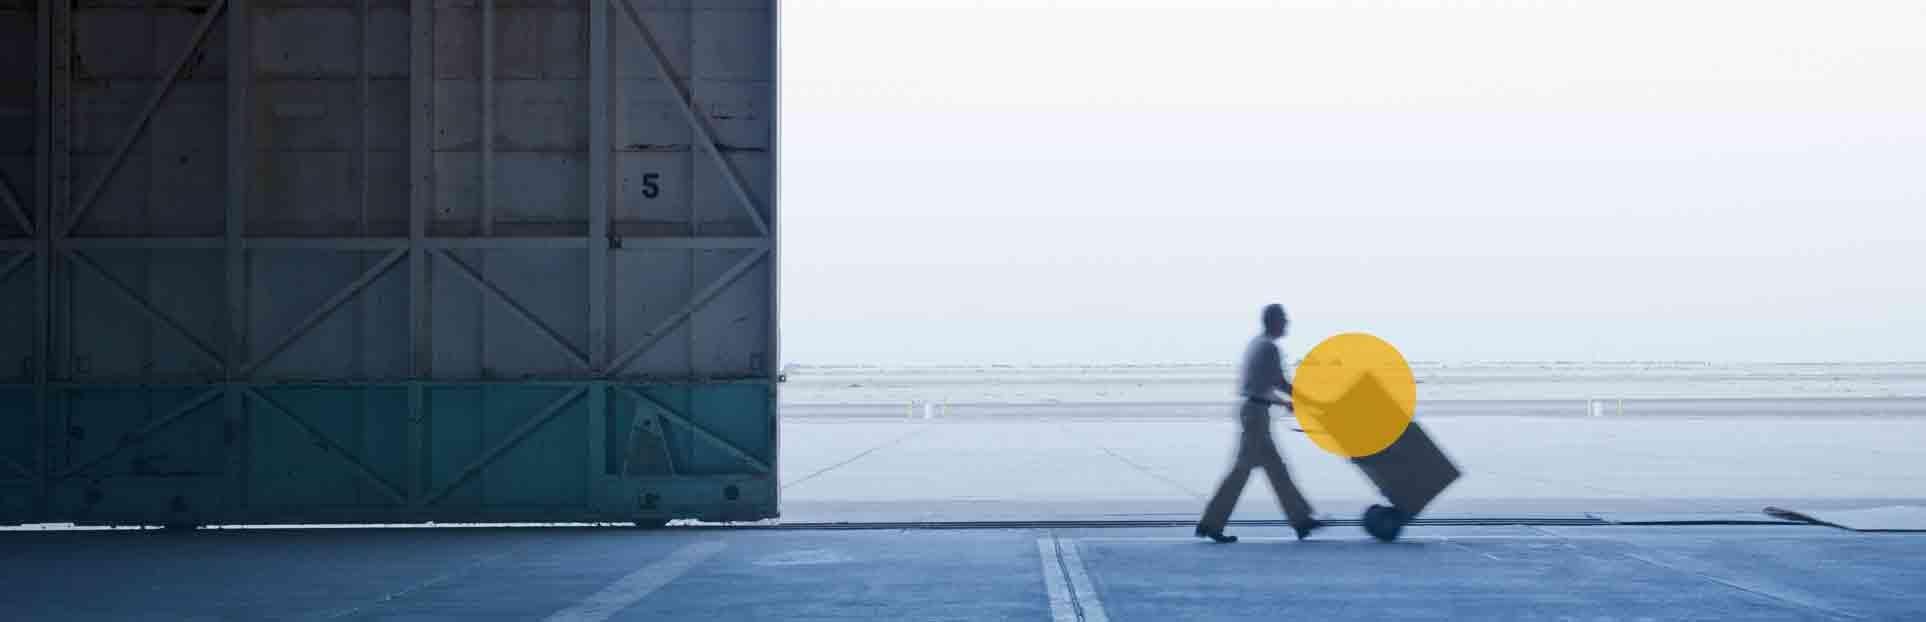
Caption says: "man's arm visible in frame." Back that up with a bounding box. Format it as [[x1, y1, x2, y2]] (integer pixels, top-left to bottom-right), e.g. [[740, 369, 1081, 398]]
[[1262, 343, 1291, 406], [1275, 351, 1320, 411]]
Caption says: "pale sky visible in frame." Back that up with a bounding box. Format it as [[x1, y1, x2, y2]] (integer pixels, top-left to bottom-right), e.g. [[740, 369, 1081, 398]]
[[776, 0, 1926, 365]]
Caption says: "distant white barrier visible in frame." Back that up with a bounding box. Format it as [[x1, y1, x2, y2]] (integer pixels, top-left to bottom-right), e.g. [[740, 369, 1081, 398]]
[[907, 400, 949, 420]]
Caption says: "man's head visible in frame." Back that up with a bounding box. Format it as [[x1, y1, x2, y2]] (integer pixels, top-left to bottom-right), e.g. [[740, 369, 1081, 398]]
[[1262, 304, 1289, 339]]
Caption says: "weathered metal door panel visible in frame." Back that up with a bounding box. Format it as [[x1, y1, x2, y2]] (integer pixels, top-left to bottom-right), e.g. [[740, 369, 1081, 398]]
[[245, 386, 411, 512], [52, 387, 232, 525], [0, 0, 778, 526]]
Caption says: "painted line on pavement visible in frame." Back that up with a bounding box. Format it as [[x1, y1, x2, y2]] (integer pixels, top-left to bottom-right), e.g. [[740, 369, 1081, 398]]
[[544, 540, 726, 622], [1074, 535, 1626, 543], [1037, 539, 1076, 622], [1037, 537, 1109, 622], [1059, 539, 1110, 622]]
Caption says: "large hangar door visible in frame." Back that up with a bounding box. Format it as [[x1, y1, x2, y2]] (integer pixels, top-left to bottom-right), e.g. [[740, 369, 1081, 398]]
[[2, 0, 777, 526]]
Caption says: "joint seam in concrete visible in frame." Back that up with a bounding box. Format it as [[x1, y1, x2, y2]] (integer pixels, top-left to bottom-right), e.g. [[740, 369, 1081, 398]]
[[317, 544, 527, 619], [1621, 552, 1866, 621], [780, 423, 931, 491]]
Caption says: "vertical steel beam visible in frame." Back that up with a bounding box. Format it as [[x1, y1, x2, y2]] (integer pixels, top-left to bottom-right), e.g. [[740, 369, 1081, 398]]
[[226, 0, 253, 512], [48, 0, 70, 384], [46, 0, 75, 521], [33, 0, 56, 520], [766, 0, 782, 506], [226, 0, 250, 371], [474, 0, 494, 373], [587, 0, 612, 508], [140, 8, 158, 401], [586, 382, 605, 509], [355, 0, 371, 413], [681, 5, 696, 382], [588, 0, 609, 371], [479, 0, 493, 237], [407, 0, 435, 502], [359, 0, 371, 235]]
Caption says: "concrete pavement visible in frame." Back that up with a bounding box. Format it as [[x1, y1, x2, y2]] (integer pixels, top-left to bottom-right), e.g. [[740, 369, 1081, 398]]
[[1, 523, 1921, 620], [778, 415, 1926, 521]]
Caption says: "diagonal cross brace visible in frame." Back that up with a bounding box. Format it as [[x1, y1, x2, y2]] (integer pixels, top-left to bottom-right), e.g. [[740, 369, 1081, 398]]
[[245, 388, 407, 505], [434, 249, 592, 370], [64, 0, 229, 236], [420, 386, 588, 507], [0, 455, 31, 479], [613, 385, 769, 474], [0, 170, 30, 235], [615, 0, 769, 237], [66, 249, 225, 369], [0, 251, 31, 282], [59, 387, 224, 479], [604, 248, 767, 376], [242, 249, 407, 377]]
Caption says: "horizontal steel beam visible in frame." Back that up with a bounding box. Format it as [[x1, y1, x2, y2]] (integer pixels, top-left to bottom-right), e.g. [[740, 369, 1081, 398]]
[[425, 237, 584, 249], [47, 378, 773, 389], [61, 237, 223, 249], [248, 238, 402, 250], [0, 239, 34, 251], [52, 237, 769, 250], [612, 237, 769, 250]]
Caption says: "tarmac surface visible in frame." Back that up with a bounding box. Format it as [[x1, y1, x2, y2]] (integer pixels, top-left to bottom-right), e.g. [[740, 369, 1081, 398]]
[[6, 410, 1924, 619], [777, 414, 1926, 521], [1, 523, 1921, 620]]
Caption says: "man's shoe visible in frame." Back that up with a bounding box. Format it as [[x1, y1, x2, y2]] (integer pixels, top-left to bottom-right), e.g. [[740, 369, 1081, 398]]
[[1194, 525, 1238, 544], [1293, 519, 1328, 541]]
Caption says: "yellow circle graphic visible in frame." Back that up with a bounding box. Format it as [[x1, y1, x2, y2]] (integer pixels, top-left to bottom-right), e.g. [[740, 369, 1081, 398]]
[[1290, 332, 1417, 458]]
